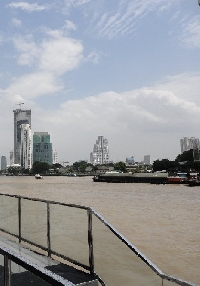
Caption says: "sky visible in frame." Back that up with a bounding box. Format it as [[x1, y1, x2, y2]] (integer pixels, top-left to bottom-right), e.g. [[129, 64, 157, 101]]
[[0, 0, 200, 165]]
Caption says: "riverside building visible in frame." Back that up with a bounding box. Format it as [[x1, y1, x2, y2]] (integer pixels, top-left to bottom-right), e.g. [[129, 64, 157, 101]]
[[20, 124, 32, 169], [13, 108, 31, 165], [90, 136, 109, 165], [33, 132, 52, 165]]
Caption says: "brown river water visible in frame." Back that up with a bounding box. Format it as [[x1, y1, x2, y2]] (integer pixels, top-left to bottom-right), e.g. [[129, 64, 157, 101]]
[[0, 175, 199, 285]]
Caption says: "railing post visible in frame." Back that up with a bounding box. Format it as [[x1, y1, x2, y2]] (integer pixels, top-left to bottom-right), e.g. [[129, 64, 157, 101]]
[[18, 197, 21, 243], [4, 254, 11, 286], [47, 202, 51, 257], [88, 209, 94, 274]]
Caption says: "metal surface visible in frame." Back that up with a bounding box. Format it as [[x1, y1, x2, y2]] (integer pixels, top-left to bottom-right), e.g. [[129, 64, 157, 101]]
[[0, 245, 76, 286]]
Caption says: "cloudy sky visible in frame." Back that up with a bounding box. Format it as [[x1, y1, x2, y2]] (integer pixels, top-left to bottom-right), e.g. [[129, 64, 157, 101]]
[[0, 0, 200, 164]]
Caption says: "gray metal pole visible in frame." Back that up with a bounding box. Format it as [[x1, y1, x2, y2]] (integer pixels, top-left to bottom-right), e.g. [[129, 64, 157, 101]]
[[4, 255, 11, 286], [87, 209, 94, 274]]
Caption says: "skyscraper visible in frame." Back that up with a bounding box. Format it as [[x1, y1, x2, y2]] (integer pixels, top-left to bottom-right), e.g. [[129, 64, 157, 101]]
[[180, 137, 200, 153], [52, 149, 58, 164], [13, 109, 31, 164], [33, 132, 52, 165], [1, 156, 7, 171], [144, 155, 150, 165], [90, 136, 109, 165], [20, 124, 32, 169]]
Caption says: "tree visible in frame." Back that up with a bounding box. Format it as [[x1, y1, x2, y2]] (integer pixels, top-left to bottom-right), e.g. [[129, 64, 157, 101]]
[[175, 149, 194, 163], [114, 161, 127, 173], [152, 159, 178, 172], [73, 161, 87, 173], [52, 163, 62, 169], [31, 161, 51, 174]]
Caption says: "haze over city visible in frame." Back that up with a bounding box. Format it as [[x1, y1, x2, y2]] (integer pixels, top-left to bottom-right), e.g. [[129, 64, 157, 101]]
[[0, 1, 200, 164]]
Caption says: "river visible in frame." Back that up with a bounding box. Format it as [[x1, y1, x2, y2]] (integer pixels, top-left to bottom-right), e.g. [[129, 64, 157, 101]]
[[0, 175, 199, 285]]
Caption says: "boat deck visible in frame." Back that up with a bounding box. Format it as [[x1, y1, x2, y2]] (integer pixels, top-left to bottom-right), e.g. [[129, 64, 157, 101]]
[[0, 236, 98, 286]]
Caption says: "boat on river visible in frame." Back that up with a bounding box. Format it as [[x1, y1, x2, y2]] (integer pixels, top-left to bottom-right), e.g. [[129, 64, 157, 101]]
[[35, 174, 43, 179]]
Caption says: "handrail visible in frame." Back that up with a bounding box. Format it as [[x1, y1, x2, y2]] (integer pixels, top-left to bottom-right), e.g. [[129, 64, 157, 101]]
[[0, 193, 197, 286]]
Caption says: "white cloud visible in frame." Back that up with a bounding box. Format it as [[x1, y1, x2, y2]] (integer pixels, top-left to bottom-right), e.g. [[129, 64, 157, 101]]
[[33, 72, 200, 162], [180, 16, 200, 48], [96, 0, 178, 39], [13, 36, 40, 65], [11, 18, 22, 27], [64, 20, 77, 31], [3, 72, 63, 100], [4, 30, 84, 100], [8, 2, 47, 12], [39, 33, 83, 75]]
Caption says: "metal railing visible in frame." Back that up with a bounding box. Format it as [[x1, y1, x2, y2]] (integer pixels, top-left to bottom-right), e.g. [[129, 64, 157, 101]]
[[0, 193, 197, 286]]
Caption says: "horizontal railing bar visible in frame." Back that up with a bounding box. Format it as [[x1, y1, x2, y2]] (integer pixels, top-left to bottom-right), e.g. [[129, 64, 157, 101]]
[[0, 245, 76, 286], [90, 207, 196, 286], [0, 193, 89, 210], [50, 250, 91, 272]]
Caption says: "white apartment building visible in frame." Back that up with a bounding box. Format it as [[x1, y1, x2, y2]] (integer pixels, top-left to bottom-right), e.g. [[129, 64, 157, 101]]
[[20, 124, 32, 169], [180, 137, 200, 153], [90, 136, 109, 165], [52, 149, 58, 164]]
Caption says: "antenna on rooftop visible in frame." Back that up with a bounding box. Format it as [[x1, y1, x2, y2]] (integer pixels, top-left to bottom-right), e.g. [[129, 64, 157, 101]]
[[17, 102, 24, 109]]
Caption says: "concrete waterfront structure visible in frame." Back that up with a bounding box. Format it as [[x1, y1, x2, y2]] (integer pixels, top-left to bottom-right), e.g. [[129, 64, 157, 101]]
[[33, 132, 52, 165], [20, 124, 32, 169], [1, 156, 7, 171], [13, 109, 31, 165], [90, 136, 109, 165]]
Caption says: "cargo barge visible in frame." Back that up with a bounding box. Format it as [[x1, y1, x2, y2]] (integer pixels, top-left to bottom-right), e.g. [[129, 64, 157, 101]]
[[93, 172, 169, 184]]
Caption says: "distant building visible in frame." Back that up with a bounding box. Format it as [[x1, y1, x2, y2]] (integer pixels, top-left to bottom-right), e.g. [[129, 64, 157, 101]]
[[20, 124, 32, 169], [33, 132, 52, 165], [13, 108, 31, 164], [144, 155, 150, 165], [180, 137, 200, 153], [52, 149, 58, 164], [10, 150, 14, 166], [90, 136, 109, 165], [1, 156, 7, 171], [126, 156, 135, 165]]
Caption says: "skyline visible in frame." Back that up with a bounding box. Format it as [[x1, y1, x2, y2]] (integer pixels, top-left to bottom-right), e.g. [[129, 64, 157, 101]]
[[0, 1, 200, 164]]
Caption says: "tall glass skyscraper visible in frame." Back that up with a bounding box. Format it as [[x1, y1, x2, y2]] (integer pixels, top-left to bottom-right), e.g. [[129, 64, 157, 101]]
[[13, 109, 31, 165], [33, 132, 52, 165]]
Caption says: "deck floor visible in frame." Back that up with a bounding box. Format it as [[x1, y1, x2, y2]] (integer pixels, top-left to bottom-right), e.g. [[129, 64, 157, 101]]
[[0, 236, 98, 285]]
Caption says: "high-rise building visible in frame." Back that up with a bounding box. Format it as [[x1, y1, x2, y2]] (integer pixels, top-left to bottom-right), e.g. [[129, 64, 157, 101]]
[[90, 136, 109, 165], [33, 132, 52, 165], [126, 156, 135, 165], [52, 149, 58, 164], [144, 155, 150, 165], [1, 156, 7, 171], [180, 137, 200, 153], [20, 124, 32, 169], [13, 109, 31, 164], [9, 150, 14, 166]]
